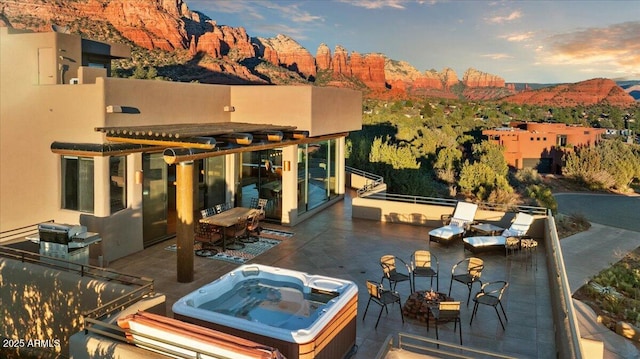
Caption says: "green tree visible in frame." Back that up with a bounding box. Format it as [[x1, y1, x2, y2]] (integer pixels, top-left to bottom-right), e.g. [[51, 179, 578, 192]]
[[471, 141, 509, 177], [434, 146, 462, 184], [369, 136, 420, 169], [146, 66, 158, 79], [131, 65, 147, 79]]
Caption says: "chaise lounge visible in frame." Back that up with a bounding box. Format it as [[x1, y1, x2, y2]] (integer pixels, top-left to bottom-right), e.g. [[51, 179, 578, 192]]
[[463, 212, 534, 254], [429, 201, 478, 244]]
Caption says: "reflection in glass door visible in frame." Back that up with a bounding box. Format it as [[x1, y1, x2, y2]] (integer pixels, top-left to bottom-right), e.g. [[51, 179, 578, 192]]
[[297, 139, 338, 215], [142, 153, 171, 247], [240, 149, 282, 221]]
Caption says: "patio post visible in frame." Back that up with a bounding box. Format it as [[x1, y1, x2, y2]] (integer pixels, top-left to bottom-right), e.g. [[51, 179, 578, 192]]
[[176, 160, 194, 282]]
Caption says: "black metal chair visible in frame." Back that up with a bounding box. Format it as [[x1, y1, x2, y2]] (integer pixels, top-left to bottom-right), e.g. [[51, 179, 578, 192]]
[[362, 280, 404, 329], [470, 281, 509, 330], [428, 301, 462, 345], [411, 250, 439, 292], [380, 255, 412, 292], [449, 257, 484, 306]]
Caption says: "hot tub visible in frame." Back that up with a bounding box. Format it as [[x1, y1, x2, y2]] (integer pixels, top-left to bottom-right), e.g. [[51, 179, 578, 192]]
[[173, 264, 358, 359]]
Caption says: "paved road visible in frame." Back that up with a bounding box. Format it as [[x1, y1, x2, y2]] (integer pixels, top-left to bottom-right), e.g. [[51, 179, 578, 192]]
[[555, 192, 640, 359], [555, 193, 640, 232]]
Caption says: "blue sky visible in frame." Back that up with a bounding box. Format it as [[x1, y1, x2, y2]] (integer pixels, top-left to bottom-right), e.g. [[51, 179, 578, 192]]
[[187, 0, 640, 84]]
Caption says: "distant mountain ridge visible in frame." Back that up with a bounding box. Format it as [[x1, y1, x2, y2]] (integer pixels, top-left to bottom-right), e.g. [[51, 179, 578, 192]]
[[1, 0, 636, 106]]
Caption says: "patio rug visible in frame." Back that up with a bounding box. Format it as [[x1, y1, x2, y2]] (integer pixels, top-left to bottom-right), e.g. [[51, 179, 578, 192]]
[[260, 228, 294, 238], [165, 237, 281, 264]]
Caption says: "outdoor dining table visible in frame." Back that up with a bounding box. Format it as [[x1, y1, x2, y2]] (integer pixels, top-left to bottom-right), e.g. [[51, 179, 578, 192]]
[[199, 207, 260, 251]]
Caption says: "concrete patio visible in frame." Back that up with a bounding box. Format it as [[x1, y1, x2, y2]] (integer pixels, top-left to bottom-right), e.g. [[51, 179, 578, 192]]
[[108, 194, 555, 358]]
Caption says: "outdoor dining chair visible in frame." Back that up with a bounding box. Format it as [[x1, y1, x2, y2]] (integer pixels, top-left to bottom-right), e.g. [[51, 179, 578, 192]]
[[410, 250, 439, 292], [224, 216, 247, 250], [239, 214, 260, 243], [194, 223, 223, 257], [363, 280, 404, 329], [449, 257, 484, 306], [470, 280, 509, 330], [427, 301, 462, 346], [380, 255, 412, 292]]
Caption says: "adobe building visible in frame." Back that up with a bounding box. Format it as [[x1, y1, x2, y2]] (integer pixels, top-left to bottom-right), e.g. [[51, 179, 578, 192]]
[[483, 121, 606, 174], [0, 27, 362, 278]]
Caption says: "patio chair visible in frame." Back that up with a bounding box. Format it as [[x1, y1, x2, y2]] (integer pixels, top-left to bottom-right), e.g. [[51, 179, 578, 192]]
[[250, 197, 268, 221], [239, 214, 260, 243], [448, 257, 484, 306], [363, 280, 404, 329], [194, 223, 223, 257], [429, 201, 478, 244], [463, 213, 534, 254], [224, 216, 247, 250], [200, 207, 217, 219], [427, 301, 462, 345], [470, 281, 509, 330], [410, 250, 439, 292], [380, 255, 412, 292]]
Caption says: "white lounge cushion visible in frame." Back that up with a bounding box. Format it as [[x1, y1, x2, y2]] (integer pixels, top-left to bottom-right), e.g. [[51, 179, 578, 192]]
[[463, 235, 507, 247], [429, 225, 465, 240]]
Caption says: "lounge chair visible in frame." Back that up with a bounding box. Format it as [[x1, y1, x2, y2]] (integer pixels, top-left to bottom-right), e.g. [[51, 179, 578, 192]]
[[429, 201, 478, 244], [463, 212, 534, 254]]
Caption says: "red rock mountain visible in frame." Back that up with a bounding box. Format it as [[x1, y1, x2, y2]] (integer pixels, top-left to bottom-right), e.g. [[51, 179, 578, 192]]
[[500, 78, 636, 107], [1, 0, 633, 105]]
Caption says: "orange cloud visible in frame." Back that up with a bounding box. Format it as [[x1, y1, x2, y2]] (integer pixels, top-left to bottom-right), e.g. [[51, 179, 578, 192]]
[[542, 21, 640, 77]]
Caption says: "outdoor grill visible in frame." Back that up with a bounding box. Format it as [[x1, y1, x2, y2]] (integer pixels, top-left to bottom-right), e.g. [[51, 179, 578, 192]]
[[36, 222, 101, 267]]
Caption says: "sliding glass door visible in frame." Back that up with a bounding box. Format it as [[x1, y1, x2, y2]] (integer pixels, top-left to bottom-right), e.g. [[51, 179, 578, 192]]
[[298, 139, 338, 214]]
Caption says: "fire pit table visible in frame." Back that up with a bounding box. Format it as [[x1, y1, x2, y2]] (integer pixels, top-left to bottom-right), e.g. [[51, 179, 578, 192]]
[[402, 290, 453, 323]]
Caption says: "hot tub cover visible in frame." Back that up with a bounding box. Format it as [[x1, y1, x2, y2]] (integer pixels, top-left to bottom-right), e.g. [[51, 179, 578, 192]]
[[117, 311, 285, 359]]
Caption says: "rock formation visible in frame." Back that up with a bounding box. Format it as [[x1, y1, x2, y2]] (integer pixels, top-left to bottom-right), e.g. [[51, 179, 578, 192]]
[[2, 0, 629, 103], [257, 34, 316, 79], [315, 43, 332, 71], [463, 68, 505, 88], [500, 78, 636, 107]]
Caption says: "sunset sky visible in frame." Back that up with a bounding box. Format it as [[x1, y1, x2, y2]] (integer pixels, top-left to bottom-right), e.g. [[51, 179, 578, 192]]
[[189, 0, 640, 84]]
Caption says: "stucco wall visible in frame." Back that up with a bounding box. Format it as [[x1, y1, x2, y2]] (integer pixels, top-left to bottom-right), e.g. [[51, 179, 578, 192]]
[[102, 77, 231, 127], [229, 86, 362, 136]]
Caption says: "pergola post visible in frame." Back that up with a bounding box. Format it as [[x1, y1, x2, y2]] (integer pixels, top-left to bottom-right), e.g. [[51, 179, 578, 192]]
[[176, 161, 194, 283]]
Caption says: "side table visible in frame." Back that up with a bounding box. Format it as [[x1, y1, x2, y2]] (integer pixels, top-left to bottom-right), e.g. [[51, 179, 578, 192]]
[[470, 223, 504, 236]]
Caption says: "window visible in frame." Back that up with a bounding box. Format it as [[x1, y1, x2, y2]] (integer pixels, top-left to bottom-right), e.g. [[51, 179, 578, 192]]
[[110, 156, 127, 213], [62, 156, 94, 212], [557, 135, 567, 147]]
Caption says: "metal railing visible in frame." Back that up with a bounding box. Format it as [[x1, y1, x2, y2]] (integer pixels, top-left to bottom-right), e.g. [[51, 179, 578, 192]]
[[546, 209, 584, 359], [346, 166, 384, 196], [375, 332, 519, 359], [0, 219, 53, 243]]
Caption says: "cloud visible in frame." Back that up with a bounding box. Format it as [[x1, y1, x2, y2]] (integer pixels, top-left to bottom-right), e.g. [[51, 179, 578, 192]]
[[486, 10, 522, 24], [481, 53, 513, 60], [255, 24, 309, 40], [541, 21, 640, 77], [193, 0, 264, 20], [501, 31, 534, 42], [338, 0, 408, 10], [263, 2, 324, 23]]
